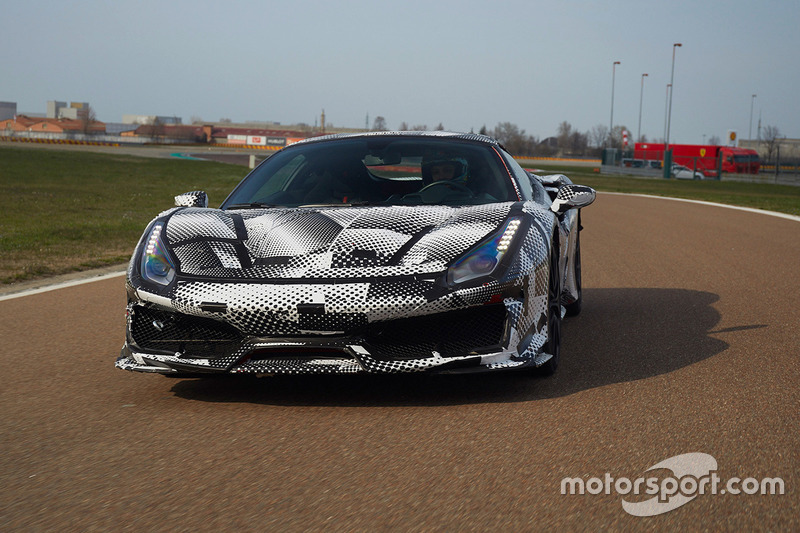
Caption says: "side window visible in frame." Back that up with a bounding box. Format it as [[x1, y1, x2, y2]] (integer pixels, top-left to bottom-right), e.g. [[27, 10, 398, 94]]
[[501, 152, 534, 201]]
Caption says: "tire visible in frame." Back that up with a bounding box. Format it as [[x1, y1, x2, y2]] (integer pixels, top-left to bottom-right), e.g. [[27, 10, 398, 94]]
[[537, 244, 563, 376], [565, 217, 582, 317]]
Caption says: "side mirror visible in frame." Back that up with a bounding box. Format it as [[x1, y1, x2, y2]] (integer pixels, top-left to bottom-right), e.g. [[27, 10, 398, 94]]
[[174, 190, 209, 208], [550, 184, 596, 215]]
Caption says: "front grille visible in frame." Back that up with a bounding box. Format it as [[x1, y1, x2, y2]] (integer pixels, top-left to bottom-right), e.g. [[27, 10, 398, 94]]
[[363, 304, 507, 360], [130, 306, 244, 359], [245, 346, 351, 361]]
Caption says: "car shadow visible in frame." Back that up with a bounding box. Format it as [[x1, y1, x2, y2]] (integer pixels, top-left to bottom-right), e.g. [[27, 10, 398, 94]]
[[169, 288, 752, 406]]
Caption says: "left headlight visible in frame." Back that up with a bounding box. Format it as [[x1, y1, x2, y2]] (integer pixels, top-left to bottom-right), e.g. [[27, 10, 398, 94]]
[[447, 217, 522, 285], [140, 222, 176, 286]]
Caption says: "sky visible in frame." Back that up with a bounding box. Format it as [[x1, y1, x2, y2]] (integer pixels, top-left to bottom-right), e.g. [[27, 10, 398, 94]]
[[2, 0, 798, 144]]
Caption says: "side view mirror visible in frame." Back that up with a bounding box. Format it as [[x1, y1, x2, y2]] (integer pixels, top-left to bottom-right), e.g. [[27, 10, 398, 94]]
[[174, 190, 209, 208], [550, 184, 596, 215]]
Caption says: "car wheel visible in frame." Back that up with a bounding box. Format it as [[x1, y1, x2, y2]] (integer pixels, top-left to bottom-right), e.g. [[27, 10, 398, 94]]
[[537, 244, 563, 376], [565, 216, 582, 317]]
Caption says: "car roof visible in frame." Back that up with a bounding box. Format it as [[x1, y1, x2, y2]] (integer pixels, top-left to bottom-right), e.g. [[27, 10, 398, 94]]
[[290, 130, 502, 148]]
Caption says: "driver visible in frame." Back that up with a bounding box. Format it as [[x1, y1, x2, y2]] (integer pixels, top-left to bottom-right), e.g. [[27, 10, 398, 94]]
[[421, 156, 470, 185]]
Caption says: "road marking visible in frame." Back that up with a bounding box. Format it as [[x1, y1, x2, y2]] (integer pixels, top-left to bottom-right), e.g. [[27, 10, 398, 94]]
[[601, 192, 800, 223], [0, 193, 796, 302], [0, 271, 126, 302]]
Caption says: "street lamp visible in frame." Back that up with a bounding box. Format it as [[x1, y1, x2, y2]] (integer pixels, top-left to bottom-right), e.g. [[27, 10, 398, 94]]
[[749, 94, 757, 140], [610, 61, 620, 146], [665, 43, 682, 151], [637, 73, 648, 144]]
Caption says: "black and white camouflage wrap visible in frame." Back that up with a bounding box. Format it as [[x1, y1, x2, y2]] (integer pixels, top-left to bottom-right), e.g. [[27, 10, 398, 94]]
[[116, 132, 589, 376]]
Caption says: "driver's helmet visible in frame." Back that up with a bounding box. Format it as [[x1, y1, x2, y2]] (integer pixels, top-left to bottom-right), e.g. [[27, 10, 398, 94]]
[[421, 155, 469, 185]]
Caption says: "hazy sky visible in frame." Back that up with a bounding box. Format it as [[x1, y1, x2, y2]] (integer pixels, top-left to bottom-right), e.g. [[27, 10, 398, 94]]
[[3, 0, 798, 143]]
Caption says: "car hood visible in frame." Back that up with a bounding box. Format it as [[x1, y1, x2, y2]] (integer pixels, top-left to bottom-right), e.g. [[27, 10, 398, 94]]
[[163, 203, 517, 280]]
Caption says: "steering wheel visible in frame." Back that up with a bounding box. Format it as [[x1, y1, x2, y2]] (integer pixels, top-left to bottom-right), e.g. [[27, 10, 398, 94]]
[[419, 180, 474, 196]]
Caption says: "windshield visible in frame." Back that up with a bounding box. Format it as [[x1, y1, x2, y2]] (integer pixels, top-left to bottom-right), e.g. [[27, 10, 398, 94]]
[[222, 137, 518, 209]]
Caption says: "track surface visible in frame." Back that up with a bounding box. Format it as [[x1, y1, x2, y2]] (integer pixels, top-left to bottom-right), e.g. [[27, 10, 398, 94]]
[[1, 194, 798, 531]]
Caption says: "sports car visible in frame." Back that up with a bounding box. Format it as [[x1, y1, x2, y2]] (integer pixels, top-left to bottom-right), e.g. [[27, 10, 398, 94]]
[[116, 131, 595, 376]]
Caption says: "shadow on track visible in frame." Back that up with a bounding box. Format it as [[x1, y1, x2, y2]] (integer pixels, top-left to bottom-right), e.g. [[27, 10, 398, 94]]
[[169, 288, 748, 406]]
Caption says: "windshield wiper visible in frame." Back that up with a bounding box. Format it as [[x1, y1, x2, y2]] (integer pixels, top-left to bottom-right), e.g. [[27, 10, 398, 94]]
[[298, 201, 384, 208], [225, 202, 279, 210]]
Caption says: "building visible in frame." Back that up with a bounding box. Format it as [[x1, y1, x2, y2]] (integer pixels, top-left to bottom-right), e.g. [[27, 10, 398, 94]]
[[122, 114, 182, 125], [1, 115, 105, 134], [0, 102, 17, 121], [47, 101, 91, 120], [740, 138, 800, 161]]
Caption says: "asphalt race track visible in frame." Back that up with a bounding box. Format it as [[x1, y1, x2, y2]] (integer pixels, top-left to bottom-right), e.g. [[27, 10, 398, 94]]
[[1, 194, 798, 531]]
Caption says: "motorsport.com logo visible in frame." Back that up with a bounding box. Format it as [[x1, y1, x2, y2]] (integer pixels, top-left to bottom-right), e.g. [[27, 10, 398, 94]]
[[561, 453, 785, 516]]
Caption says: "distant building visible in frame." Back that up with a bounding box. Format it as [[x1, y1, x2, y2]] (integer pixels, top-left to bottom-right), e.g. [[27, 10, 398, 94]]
[[0, 101, 17, 121], [0, 115, 105, 134], [122, 114, 182, 125], [47, 101, 90, 120]]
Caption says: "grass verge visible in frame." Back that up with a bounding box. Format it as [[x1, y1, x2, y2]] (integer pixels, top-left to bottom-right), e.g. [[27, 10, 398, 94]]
[[0, 146, 246, 284]]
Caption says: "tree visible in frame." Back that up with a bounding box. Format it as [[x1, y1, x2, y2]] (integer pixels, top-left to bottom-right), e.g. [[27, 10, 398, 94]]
[[398, 121, 409, 131], [79, 104, 97, 134], [372, 116, 387, 131], [762, 125, 781, 161], [589, 124, 609, 149], [434, 123, 444, 131], [479, 125, 487, 136], [492, 122, 539, 156], [149, 117, 166, 142], [569, 130, 588, 156], [608, 125, 631, 150], [410, 124, 427, 131], [708, 135, 720, 146], [557, 121, 573, 152]]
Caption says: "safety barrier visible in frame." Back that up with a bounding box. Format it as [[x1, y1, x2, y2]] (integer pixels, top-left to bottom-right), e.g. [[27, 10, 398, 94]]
[[0, 136, 120, 147]]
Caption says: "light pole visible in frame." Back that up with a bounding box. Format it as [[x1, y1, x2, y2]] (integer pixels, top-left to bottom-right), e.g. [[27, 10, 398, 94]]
[[609, 61, 620, 146], [663, 83, 671, 142], [665, 43, 682, 151], [749, 94, 757, 140], [637, 73, 648, 144]]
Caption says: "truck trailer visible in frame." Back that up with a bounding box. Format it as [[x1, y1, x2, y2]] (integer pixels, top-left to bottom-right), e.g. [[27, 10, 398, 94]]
[[633, 143, 760, 176]]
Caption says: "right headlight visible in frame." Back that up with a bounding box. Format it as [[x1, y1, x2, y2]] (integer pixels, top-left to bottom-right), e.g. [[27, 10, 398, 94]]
[[446, 217, 522, 286], [140, 222, 176, 286]]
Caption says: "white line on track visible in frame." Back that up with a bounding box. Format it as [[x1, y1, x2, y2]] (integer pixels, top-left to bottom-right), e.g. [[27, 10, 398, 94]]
[[0, 271, 126, 302], [601, 192, 800, 222], [1, 193, 797, 302]]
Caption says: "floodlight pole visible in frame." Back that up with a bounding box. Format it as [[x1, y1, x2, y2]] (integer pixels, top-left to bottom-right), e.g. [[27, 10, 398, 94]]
[[609, 61, 620, 146], [637, 73, 648, 144], [665, 43, 682, 151]]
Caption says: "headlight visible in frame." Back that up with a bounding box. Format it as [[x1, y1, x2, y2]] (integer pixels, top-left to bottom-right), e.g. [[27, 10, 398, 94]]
[[447, 217, 522, 285], [140, 223, 176, 286]]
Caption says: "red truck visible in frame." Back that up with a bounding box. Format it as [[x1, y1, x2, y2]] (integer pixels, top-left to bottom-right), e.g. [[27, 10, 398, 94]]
[[633, 143, 760, 176]]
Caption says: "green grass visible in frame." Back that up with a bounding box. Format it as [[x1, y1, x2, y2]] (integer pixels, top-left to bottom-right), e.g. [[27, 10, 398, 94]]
[[0, 146, 246, 284], [0, 146, 797, 285], [521, 162, 800, 217]]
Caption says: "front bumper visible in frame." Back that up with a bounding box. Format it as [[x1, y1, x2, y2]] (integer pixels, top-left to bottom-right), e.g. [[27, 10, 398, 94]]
[[116, 300, 552, 376]]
